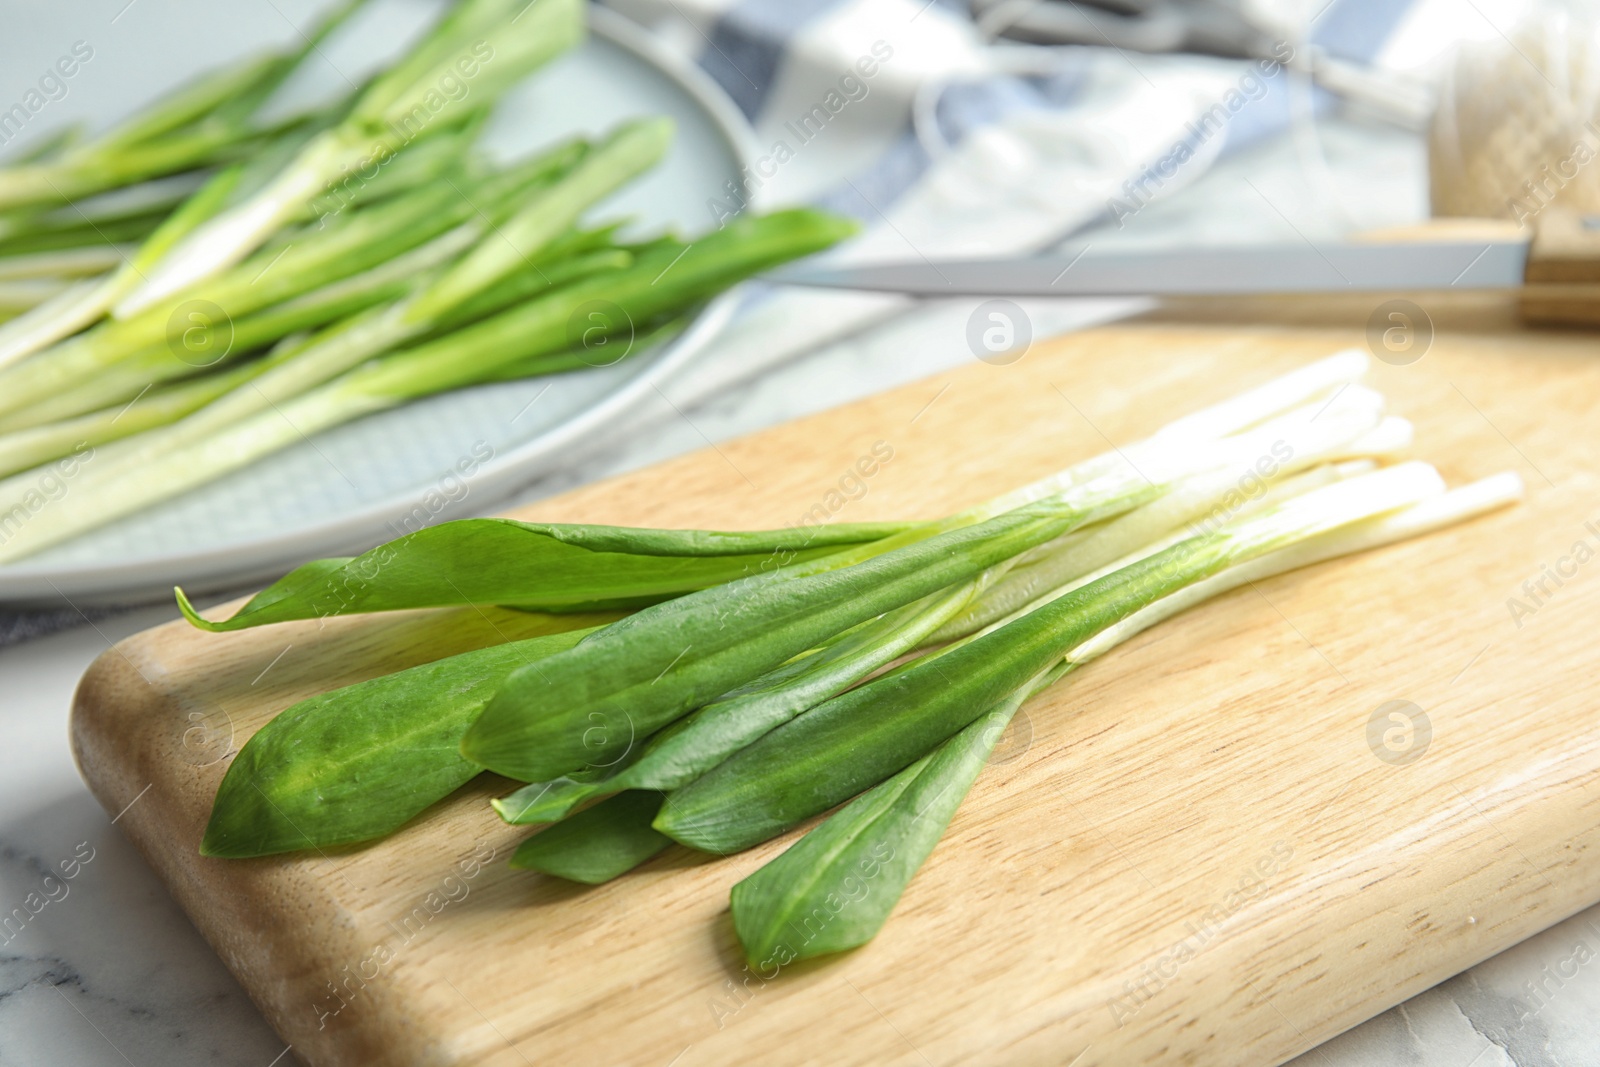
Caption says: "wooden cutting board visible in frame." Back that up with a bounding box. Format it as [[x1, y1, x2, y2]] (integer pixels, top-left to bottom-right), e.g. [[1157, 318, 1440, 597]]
[[70, 322, 1600, 1067]]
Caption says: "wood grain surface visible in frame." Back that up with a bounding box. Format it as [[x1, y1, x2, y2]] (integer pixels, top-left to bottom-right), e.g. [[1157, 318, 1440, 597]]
[[70, 322, 1600, 1067]]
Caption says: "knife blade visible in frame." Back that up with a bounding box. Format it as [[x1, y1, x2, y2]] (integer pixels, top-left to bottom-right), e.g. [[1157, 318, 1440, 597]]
[[764, 239, 1530, 296]]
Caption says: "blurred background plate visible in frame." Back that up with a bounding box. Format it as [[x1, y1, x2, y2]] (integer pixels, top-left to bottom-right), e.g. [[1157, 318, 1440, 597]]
[[0, 5, 754, 607]]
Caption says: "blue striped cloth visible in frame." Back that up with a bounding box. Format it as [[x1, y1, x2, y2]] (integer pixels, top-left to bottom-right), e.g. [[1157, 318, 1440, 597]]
[[588, 0, 1421, 419], [604, 0, 1415, 232]]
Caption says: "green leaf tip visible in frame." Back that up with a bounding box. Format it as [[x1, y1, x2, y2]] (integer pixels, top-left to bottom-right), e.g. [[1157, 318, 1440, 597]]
[[199, 763, 315, 859], [727, 699, 1022, 968], [489, 776, 602, 825], [509, 791, 670, 884], [174, 586, 224, 632]]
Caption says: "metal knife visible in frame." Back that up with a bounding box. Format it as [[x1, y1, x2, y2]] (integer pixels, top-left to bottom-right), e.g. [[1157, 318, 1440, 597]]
[[766, 240, 1527, 296], [763, 214, 1600, 327]]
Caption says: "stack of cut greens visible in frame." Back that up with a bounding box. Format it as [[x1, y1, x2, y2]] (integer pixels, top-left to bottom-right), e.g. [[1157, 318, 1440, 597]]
[[186, 352, 1520, 970], [0, 0, 853, 563]]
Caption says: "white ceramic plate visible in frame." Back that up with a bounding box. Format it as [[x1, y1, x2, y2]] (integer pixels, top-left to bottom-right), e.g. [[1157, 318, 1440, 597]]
[[0, 8, 753, 606]]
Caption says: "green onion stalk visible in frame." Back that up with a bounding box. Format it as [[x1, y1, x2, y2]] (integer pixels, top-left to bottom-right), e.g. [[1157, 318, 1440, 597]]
[[490, 432, 1399, 822], [0, 177, 198, 257], [0, 246, 128, 280], [489, 408, 1409, 828], [192, 355, 1393, 859], [522, 463, 1494, 887], [654, 462, 1451, 854], [0, 159, 256, 371], [0, 278, 72, 312], [0, 362, 258, 479], [0, 120, 678, 516], [0, 0, 585, 371]]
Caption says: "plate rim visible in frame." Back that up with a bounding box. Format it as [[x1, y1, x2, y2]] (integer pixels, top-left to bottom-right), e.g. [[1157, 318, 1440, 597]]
[[0, 7, 758, 608]]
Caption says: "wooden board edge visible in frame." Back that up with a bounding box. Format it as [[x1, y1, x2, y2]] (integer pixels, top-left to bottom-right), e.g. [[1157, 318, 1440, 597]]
[[68, 642, 459, 1066]]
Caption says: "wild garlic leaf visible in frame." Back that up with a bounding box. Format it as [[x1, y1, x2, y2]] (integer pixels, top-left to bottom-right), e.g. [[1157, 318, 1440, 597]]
[[179, 518, 914, 631], [730, 687, 1033, 967], [202, 622, 604, 858]]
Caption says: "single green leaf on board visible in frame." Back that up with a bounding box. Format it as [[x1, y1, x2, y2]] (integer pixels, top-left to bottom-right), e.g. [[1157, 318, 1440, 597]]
[[509, 790, 671, 884], [491, 755, 644, 827], [177, 518, 915, 632], [656, 534, 1233, 854], [459, 490, 1134, 785], [729, 682, 1049, 968], [491, 694, 723, 826], [201, 621, 607, 858]]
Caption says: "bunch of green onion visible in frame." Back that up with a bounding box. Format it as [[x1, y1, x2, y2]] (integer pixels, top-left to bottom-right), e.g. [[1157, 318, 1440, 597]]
[[185, 352, 1520, 968], [0, 0, 853, 562]]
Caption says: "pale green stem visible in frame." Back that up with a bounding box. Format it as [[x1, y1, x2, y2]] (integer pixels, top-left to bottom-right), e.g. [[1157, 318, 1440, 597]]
[[944, 353, 1374, 530], [0, 364, 255, 478], [0, 162, 246, 369], [1002, 462, 1447, 639], [934, 391, 1404, 640], [0, 381, 388, 563], [0, 222, 478, 426], [115, 131, 369, 315], [406, 118, 671, 322], [0, 279, 73, 312], [0, 247, 128, 279], [1064, 472, 1522, 668], [114, 0, 584, 315]]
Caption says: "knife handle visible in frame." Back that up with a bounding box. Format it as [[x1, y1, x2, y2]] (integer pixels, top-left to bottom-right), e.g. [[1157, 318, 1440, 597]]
[[1520, 209, 1600, 327], [1359, 212, 1600, 328]]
